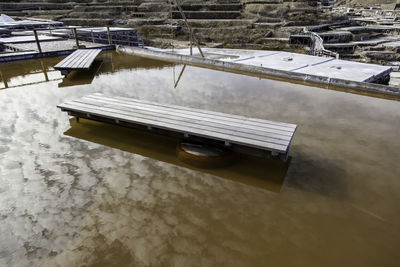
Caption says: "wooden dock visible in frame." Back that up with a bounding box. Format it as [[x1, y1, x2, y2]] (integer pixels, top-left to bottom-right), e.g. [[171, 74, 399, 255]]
[[57, 93, 297, 160], [54, 49, 102, 75]]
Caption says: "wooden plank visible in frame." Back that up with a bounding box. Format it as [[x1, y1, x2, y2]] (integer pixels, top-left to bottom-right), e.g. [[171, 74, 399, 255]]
[[84, 50, 102, 68], [80, 95, 298, 141], [54, 51, 78, 68], [89, 94, 296, 131], [76, 49, 101, 69], [108, 94, 297, 130], [71, 50, 92, 68], [54, 49, 101, 70], [64, 50, 86, 68], [59, 102, 289, 152], [68, 50, 91, 69], [68, 100, 291, 147], [58, 50, 84, 66], [87, 94, 296, 132], [55, 50, 83, 69], [58, 94, 298, 154], [80, 50, 99, 68], [111, 94, 297, 130], [79, 96, 294, 140]]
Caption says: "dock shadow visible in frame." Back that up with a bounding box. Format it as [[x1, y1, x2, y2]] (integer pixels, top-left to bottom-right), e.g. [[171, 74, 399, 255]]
[[284, 151, 349, 200], [58, 60, 103, 88], [63, 118, 292, 193]]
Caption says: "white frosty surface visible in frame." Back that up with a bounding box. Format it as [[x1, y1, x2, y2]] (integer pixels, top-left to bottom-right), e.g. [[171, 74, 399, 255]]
[[157, 47, 392, 83]]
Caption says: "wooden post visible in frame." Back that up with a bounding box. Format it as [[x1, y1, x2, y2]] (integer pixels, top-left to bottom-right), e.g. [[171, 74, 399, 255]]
[[33, 30, 42, 53], [107, 26, 112, 45], [72, 28, 79, 48], [189, 31, 192, 55], [173, 0, 204, 57], [40, 60, 49, 82], [0, 70, 8, 89]]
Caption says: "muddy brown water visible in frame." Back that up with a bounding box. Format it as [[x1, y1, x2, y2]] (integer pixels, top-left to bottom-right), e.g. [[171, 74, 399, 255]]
[[0, 51, 399, 267]]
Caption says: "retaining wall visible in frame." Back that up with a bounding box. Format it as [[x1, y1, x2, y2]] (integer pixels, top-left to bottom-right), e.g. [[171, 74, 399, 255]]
[[117, 46, 400, 97]]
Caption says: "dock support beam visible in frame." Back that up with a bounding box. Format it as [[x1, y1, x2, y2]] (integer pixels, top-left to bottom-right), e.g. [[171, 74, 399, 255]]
[[73, 28, 80, 48], [107, 27, 112, 45]]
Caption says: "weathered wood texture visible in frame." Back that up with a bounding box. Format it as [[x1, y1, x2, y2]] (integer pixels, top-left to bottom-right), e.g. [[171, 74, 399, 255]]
[[58, 93, 297, 156], [54, 49, 101, 71]]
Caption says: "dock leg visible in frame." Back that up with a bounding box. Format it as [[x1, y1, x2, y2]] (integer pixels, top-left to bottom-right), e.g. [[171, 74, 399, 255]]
[[61, 70, 70, 76], [282, 148, 290, 162]]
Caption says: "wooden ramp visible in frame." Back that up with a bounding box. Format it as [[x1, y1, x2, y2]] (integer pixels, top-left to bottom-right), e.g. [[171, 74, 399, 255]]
[[54, 49, 102, 75], [57, 93, 297, 160]]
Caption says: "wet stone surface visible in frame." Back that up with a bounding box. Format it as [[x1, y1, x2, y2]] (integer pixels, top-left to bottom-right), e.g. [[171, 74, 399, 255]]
[[0, 51, 400, 267]]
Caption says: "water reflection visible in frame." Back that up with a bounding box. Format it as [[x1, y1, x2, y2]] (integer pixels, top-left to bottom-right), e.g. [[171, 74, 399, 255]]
[[0, 52, 176, 90], [0, 51, 400, 267], [64, 118, 290, 192], [58, 60, 103, 88], [173, 64, 187, 88], [0, 58, 62, 89]]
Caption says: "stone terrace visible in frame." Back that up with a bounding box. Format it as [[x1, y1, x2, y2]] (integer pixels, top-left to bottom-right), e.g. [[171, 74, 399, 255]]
[[1, 0, 340, 47]]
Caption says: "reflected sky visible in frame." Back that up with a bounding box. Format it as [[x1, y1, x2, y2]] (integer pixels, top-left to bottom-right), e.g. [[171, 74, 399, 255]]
[[0, 51, 400, 267]]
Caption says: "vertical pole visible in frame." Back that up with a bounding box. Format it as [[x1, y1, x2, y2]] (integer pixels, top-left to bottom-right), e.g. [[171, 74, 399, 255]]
[[33, 30, 42, 53], [189, 31, 192, 55], [40, 60, 49, 82], [107, 26, 112, 45], [173, 0, 204, 57], [0, 70, 8, 89], [73, 28, 79, 48]]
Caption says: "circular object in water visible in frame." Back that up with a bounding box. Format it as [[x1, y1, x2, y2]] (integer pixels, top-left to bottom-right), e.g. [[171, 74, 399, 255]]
[[177, 142, 235, 168]]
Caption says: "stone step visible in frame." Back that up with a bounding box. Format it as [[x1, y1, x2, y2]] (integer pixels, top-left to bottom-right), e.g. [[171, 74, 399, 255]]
[[0, 11, 29, 16], [0, 3, 74, 11], [175, 4, 242, 11], [243, 0, 283, 3], [183, 19, 254, 27], [145, 33, 175, 39], [137, 2, 170, 13], [25, 9, 72, 16], [171, 11, 241, 19], [256, 17, 283, 23], [139, 24, 179, 37], [182, 25, 251, 31], [0, 0, 77, 2], [180, 0, 241, 3], [127, 18, 166, 27], [175, 27, 272, 44], [74, 5, 138, 12], [68, 12, 132, 19], [76, 1, 137, 6], [59, 18, 113, 26], [253, 22, 283, 29]]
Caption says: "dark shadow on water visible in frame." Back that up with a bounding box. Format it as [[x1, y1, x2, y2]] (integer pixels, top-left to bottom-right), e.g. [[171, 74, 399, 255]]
[[58, 60, 103, 88], [284, 151, 348, 199], [63, 118, 291, 193]]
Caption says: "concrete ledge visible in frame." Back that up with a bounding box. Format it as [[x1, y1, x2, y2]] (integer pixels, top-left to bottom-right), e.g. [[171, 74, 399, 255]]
[[117, 46, 400, 98]]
